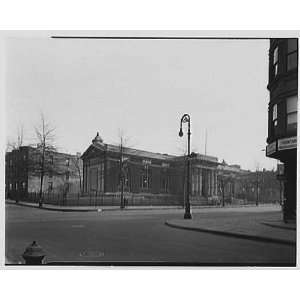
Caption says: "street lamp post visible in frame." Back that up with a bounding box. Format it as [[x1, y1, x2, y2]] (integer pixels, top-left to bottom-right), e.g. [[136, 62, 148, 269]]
[[179, 114, 192, 219], [256, 170, 259, 206]]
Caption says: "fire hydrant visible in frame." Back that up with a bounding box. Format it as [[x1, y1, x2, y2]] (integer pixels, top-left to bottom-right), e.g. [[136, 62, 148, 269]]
[[22, 241, 45, 265]]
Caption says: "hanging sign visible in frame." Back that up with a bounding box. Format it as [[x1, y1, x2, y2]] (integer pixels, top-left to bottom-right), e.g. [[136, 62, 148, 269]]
[[266, 141, 277, 156], [278, 136, 297, 151]]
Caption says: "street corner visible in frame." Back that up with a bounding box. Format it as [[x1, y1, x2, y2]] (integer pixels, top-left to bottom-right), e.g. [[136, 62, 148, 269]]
[[165, 219, 200, 230], [164, 218, 296, 246]]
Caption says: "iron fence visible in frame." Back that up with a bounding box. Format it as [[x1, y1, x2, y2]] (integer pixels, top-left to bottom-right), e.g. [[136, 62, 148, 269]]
[[24, 192, 183, 207]]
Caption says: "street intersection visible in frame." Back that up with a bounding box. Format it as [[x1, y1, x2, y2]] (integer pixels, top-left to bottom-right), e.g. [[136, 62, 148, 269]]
[[5, 204, 296, 266]]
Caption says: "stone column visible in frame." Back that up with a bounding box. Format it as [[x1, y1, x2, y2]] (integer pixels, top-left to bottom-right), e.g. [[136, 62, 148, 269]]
[[199, 168, 202, 196], [195, 168, 198, 195], [86, 165, 89, 193], [211, 170, 214, 196], [191, 169, 195, 195], [214, 171, 218, 196], [211, 170, 215, 196], [197, 168, 200, 195], [208, 170, 211, 196]]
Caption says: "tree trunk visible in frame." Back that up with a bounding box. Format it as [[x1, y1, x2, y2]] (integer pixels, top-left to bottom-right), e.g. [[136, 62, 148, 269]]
[[39, 172, 44, 207], [121, 176, 124, 209], [222, 183, 225, 207], [79, 175, 82, 194], [39, 146, 45, 207]]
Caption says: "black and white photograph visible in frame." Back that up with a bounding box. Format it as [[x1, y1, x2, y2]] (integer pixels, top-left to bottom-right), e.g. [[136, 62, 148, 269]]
[[3, 32, 298, 267]]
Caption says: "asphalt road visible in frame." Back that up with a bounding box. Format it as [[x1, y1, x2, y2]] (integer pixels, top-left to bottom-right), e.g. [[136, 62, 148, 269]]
[[5, 204, 296, 266]]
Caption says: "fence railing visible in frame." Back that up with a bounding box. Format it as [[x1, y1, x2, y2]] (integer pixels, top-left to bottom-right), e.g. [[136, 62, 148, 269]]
[[23, 192, 183, 207], [8, 190, 280, 207]]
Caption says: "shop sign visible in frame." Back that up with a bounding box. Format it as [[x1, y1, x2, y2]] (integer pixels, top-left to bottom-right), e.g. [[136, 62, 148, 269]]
[[278, 136, 297, 151], [266, 141, 277, 156]]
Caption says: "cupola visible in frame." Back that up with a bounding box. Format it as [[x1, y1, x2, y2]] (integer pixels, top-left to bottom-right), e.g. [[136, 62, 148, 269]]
[[92, 132, 104, 145]]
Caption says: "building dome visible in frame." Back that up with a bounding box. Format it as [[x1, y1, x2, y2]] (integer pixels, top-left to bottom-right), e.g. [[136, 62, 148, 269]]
[[92, 132, 104, 144]]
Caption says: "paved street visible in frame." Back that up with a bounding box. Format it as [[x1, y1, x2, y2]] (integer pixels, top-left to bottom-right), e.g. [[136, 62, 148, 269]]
[[5, 204, 296, 266]]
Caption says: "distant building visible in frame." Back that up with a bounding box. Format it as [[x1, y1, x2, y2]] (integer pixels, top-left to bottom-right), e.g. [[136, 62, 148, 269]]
[[217, 161, 249, 205], [266, 38, 298, 221], [217, 162, 281, 206], [5, 146, 82, 200]]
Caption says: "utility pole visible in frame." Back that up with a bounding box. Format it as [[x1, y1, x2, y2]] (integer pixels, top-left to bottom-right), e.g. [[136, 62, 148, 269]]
[[256, 170, 259, 206], [119, 141, 124, 209], [205, 129, 207, 155]]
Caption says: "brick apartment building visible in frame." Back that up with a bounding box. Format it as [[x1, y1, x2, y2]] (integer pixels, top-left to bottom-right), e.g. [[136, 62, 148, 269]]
[[5, 146, 82, 201], [266, 38, 298, 221]]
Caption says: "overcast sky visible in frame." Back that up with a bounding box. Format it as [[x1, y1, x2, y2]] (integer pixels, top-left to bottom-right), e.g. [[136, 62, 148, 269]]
[[5, 35, 277, 171]]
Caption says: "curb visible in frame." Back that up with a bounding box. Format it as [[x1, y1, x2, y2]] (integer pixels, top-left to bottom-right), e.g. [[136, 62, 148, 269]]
[[165, 221, 296, 246], [5, 200, 281, 213], [260, 222, 296, 231], [5, 200, 182, 212], [36, 206, 99, 212], [5, 201, 98, 212]]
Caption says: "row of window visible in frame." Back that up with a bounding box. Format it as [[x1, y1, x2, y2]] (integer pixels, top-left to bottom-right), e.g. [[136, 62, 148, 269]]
[[272, 95, 298, 134], [8, 181, 67, 192], [7, 153, 27, 167], [86, 163, 170, 193], [46, 170, 70, 180], [8, 156, 71, 169], [8, 154, 73, 167], [125, 166, 170, 192], [8, 182, 26, 190], [49, 156, 70, 166], [271, 39, 298, 79]]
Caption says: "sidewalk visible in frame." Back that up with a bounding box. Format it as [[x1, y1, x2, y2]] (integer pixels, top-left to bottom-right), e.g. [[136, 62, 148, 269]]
[[165, 213, 296, 246], [6, 199, 99, 212], [5, 199, 282, 213], [5, 199, 183, 212], [6, 199, 279, 213]]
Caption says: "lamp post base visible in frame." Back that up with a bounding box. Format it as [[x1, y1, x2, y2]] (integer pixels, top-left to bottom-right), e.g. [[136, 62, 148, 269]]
[[184, 211, 192, 219]]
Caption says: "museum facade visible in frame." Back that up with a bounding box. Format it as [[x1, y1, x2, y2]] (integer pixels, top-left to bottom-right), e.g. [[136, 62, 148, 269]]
[[81, 133, 247, 206]]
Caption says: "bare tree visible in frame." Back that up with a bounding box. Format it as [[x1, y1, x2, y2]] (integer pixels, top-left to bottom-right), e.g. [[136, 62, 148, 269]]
[[32, 113, 56, 207], [254, 162, 260, 206], [217, 170, 235, 207], [72, 152, 83, 194], [116, 129, 132, 209]]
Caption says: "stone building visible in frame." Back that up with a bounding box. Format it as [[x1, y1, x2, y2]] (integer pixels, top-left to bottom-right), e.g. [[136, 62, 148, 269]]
[[5, 146, 82, 200], [265, 38, 298, 221], [82, 133, 222, 205]]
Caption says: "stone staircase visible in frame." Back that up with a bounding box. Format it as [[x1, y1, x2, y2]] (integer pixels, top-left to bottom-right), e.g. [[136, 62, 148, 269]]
[[190, 196, 209, 206]]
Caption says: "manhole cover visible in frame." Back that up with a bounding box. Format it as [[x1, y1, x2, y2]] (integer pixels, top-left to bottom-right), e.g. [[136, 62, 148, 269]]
[[79, 250, 105, 257], [71, 225, 85, 228]]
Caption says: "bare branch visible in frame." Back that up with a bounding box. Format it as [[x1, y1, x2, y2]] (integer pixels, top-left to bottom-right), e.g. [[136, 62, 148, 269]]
[[33, 112, 57, 203], [6, 124, 25, 151]]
